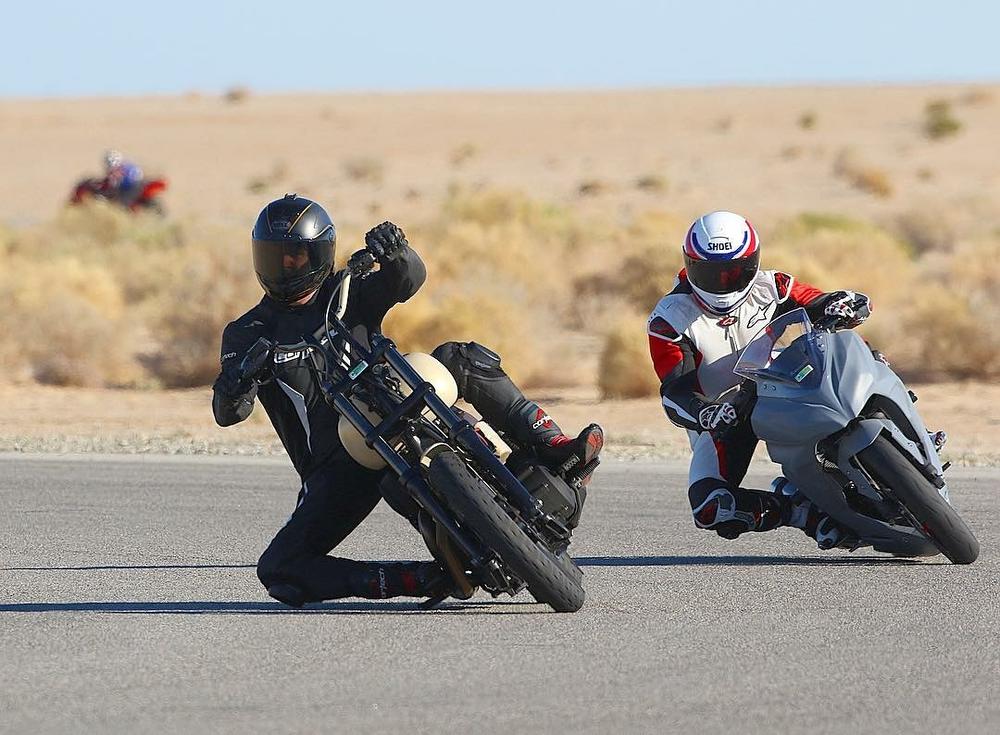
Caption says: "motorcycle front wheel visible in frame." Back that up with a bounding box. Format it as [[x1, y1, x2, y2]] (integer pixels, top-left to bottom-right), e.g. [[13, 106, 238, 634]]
[[858, 435, 979, 564], [428, 450, 585, 612]]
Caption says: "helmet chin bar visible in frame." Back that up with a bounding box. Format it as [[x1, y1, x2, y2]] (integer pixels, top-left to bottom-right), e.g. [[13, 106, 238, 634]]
[[691, 282, 754, 314]]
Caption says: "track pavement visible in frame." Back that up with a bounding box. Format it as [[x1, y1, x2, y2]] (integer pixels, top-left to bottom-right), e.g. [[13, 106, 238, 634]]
[[2, 455, 998, 734]]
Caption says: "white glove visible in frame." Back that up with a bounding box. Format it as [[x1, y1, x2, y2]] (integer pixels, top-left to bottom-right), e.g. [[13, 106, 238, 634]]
[[698, 402, 738, 431], [824, 290, 872, 328]]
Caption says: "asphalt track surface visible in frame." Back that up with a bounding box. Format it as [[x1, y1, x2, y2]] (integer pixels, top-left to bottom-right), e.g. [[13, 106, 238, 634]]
[[2, 454, 998, 734]]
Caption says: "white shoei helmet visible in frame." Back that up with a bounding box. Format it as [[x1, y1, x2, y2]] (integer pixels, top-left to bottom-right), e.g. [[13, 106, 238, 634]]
[[682, 210, 761, 313]]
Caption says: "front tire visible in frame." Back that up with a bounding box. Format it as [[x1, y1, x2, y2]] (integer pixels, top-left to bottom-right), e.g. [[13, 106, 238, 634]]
[[858, 435, 979, 564], [428, 450, 585, 612]]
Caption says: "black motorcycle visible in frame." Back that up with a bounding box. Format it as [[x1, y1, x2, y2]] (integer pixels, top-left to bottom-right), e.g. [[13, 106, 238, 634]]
[[240, 251, 594, 611]]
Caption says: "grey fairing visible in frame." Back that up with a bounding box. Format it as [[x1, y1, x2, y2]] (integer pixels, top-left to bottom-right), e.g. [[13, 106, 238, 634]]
[[753, 330, 945, 557]]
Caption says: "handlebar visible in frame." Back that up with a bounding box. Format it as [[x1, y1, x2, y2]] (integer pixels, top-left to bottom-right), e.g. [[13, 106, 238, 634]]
[[812, 294, 869, 333], [347, 250, 377, 279], [238, 336, 275, 383]]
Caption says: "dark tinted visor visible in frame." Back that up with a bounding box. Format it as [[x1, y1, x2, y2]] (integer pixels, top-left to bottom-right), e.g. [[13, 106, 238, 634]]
[[252, 239, 333, 284], [684, 251, 760, 295]]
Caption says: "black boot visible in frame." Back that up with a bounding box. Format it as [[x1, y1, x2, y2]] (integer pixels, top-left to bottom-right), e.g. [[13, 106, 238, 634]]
[[266, 560, 450, 606], [346, 561, 450, 600], [507, 400, 604, 484]]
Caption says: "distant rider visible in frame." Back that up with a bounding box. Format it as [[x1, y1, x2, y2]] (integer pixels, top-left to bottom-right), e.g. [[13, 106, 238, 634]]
[[213, 194, 603, 606], [647, 210, 873, 549], [101, 149, 144, 206]]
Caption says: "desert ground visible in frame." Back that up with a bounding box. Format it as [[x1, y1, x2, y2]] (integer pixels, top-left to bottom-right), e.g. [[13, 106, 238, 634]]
[[3, 86, 999, 232]]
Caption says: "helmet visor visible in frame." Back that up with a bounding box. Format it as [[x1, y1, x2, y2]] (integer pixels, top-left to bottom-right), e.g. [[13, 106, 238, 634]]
[[253, 239, 333, 300], [684, 251, 760, 295]]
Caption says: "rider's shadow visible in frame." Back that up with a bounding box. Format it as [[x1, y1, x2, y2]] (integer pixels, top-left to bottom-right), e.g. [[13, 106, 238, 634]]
[[575, 555, 930, 567]]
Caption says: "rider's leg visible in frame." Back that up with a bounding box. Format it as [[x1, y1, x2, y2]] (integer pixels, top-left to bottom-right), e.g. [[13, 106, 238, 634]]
[[431, 341, 603, 481], [256, 450, 446, 607], [686, 424, 786, 539]]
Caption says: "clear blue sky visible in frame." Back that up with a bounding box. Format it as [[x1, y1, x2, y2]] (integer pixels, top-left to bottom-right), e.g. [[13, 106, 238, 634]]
[[4, 0, 998, 96]]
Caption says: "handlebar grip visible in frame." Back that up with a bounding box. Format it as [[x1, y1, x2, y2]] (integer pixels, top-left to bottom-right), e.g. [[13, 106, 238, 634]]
[[239, 337, 275, 382], [347, 250, 377, 278]]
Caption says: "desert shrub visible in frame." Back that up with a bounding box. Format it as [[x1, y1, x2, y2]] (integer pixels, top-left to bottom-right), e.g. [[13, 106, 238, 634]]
[[833, 149, 893, 198], [597, 317, 659, 399], [343, 157, 385, 184], [223, 86, 250, 104], [635, 174, 668, 193], [895, 207, 957, 254], [780, 145, 804, 160], [766, 213, 915, 301], [798, 111, 817, 130], [959, 88, 994, 107], [577, 179, 610, 197], [0, 257, 140, 386], [924, 100, 962, 140], [449, 142, 479, 167], [571, 210, 686, 318]]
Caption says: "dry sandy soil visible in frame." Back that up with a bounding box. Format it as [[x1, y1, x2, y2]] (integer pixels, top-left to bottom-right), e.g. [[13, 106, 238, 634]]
[[3, 382, 999, 467], [3, 86, 999, 236]]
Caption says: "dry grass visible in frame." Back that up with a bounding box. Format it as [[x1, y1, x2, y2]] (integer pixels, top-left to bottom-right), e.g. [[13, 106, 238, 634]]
[[343, 156, 385, 185], [3, 181, 999, 390], [597, 317, 659, 399], [635, 174, 669, 193], [833, 149, 894, 198]]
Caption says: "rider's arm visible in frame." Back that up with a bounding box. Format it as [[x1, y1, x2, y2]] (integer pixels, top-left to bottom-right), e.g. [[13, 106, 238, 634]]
[[350, 243, 427, 328], [648, 316, 713, 432], [212, 321, 260, 427], [776, 273, 867, 323]]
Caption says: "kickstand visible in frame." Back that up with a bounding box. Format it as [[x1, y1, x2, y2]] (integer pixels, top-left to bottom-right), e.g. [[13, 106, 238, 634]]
[[419, 594, 448, 610]]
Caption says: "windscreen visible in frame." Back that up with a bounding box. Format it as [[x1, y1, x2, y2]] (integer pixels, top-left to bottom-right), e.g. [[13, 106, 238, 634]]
[[734, 308, 824, 387]]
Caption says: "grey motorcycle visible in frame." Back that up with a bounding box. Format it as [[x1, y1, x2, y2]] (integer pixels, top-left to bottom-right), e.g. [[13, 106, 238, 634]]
[[725, 304, 979, 563]]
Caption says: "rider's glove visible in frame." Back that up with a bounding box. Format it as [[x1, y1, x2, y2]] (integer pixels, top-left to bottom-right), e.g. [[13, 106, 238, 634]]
[[214, 367, 253, 399], [824, 290, 871, 329], [217, 337, 273, 397], [698, 401, 739, 431], [364, 221, 409, 263]]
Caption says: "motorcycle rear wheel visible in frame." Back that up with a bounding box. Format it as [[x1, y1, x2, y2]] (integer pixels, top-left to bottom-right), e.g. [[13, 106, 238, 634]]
[[858, 435, 979, 564], [428, 450, 585, 612]]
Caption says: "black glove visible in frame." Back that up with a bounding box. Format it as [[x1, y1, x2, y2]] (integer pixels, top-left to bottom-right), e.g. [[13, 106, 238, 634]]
[[824, 290, 871, 329], [364, 221, 409, 263], [217, 337, 273, 397], [698, 401, 738, 431], [214, 367, 252, 399]]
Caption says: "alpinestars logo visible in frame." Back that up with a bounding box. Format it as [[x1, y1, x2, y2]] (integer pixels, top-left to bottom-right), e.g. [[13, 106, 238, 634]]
[[717, 315, 739, 328], [747, 303, 774, 328]]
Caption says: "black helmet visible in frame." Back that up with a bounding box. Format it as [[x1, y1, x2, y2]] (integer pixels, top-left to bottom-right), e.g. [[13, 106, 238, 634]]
[[251, 194, 336, 304]]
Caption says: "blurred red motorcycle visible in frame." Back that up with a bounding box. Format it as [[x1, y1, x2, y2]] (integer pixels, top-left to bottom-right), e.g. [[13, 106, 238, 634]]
[[69, 177, 168, 215]]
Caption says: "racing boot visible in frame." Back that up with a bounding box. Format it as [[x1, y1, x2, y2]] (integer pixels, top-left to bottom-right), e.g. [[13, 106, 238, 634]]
[[347, 561, 452, 600], [266, 561, 451, 607], [508, 400, 604, 486], [771, 477, 856, 550]]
